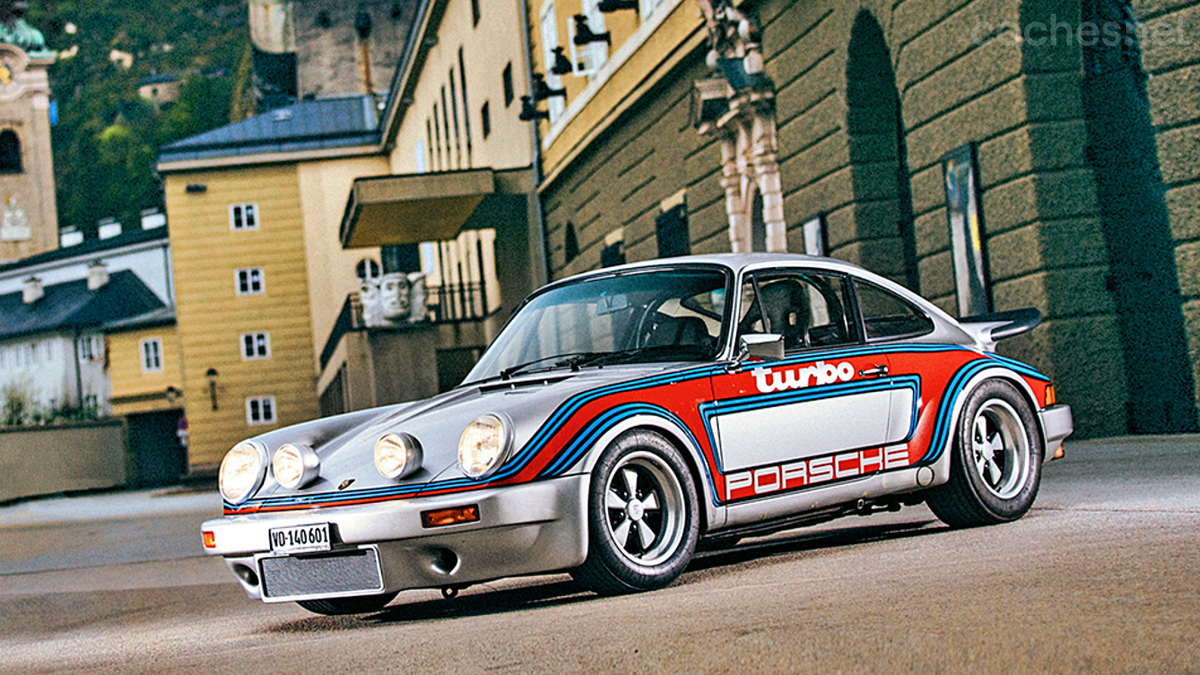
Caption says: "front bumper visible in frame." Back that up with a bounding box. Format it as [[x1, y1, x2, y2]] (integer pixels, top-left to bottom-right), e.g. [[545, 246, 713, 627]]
[[202, 475, 588, 603], [1039, 404, 1073, 459]]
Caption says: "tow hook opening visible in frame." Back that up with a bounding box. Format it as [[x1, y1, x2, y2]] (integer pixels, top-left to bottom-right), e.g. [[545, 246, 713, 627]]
[[232, 563, 259, 587], [441, 584, 469, 599], [431, 547, 460, 575]]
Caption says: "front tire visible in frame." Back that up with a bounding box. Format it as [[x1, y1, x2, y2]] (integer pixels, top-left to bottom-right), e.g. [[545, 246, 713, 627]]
[[297, 592, 398, 616], [571, 430, 700, 595], [926, 379, 1043, 528]]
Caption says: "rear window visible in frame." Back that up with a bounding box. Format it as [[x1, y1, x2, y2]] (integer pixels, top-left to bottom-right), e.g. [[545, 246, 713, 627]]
[[854, 281, 934, 341]]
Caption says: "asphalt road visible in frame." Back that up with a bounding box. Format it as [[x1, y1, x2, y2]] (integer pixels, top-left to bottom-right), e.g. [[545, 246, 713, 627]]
[[1, 436, 1197, 674]]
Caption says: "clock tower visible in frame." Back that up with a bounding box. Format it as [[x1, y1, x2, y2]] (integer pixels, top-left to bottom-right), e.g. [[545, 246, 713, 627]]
[[0, 0, 57, 262]]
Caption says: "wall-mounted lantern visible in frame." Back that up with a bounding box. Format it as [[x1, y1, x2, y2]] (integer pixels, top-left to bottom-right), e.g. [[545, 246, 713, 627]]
[[573, 15, 611, 46], [205, 368, 219, 411]]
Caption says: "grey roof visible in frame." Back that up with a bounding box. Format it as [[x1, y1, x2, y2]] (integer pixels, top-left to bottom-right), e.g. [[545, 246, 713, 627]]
[[0, 271, 167, 341], [0, 227, 169, 276], [158, 95, 381, 165], [102, 306, 176, 333]]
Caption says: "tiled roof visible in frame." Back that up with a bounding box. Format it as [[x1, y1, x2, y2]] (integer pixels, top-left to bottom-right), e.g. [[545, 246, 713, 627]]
[[157, 95, 381, 164], [0, 271, 167, 340]]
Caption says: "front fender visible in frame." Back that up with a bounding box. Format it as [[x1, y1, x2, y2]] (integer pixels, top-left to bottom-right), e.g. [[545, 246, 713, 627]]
[[564, 413, 726, 532]]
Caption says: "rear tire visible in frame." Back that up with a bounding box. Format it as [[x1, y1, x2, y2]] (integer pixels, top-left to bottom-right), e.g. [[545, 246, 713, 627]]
[[297, 592, 398, 616], [571, 430, 700, 595], [926, 379, 1042, 528]]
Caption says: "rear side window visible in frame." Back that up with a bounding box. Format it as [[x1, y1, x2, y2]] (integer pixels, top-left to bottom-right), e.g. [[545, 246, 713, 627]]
[[854, 281, 934, 341]]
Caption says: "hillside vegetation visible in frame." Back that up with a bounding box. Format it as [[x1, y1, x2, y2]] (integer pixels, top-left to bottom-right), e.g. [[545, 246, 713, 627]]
[[28, 0, 251, 237]]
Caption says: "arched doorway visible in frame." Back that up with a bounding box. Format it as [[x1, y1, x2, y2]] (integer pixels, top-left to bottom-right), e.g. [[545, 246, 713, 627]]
[[844, 11, 919, 291], [1081, 0, 1197, 432]]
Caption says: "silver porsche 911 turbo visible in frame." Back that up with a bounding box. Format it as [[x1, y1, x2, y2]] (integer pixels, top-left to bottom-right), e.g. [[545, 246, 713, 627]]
[[202, 253, 1073, 615]]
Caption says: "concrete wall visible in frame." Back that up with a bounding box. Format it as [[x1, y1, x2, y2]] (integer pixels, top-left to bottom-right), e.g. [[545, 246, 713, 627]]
[[537, 0, 1200, 438], [0, 421, 126, 503]]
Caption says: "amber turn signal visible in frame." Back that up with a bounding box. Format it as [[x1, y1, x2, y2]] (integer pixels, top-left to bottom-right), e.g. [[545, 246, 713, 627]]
[[1045, 384, 1056, 407], [202, 531, 216, 549], [421, 505, 480, 528]]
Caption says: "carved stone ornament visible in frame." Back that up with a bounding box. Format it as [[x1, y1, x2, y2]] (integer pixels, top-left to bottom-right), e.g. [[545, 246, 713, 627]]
[[694, 0, 786, 253]]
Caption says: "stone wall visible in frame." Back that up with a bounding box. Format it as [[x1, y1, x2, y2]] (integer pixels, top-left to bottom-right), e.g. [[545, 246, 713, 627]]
[[0, 421, 127, 503], [1140, 0, 1200, 427], [539, 0, 1200, 438]]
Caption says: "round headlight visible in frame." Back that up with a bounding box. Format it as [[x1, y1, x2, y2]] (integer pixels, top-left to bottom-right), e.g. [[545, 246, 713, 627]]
[[219, 441, 267, 504], [458, 414, 511, 480], [375, 432, 423, 479], [273, 443, 320, 489]]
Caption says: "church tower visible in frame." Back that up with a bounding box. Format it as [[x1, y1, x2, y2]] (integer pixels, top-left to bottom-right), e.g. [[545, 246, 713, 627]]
[[0, 1, 57, 262]]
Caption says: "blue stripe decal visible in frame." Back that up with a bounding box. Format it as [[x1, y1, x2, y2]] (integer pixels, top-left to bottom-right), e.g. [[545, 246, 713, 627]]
[[231, 345, 1048, 511]]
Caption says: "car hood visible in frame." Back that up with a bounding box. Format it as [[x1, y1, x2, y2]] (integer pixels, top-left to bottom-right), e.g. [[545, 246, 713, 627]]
[[239, 362, 704, 506]]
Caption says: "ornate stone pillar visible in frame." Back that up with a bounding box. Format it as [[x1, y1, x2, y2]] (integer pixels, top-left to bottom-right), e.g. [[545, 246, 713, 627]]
[[692, 0, 785, 252]]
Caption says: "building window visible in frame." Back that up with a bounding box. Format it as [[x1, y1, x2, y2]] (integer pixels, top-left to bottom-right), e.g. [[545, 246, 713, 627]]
[[140, 338, 163, 373], [801, 213, 827, 257], [78, 335, 103, 362], [240, 332, 271, 360], [0, 130, 21, 173], [230, 203, 259, 231], [569, 0, 608, 77], [459, 47, 473, 165], [481, 101, 491, 139], [502, 62, 514, 107], [246, 396, 276, 425], [236, 268, 265, 296], [941, 143, 991, 316], [471, 0, 480, 25], [539, 0, 565, 122], [356, 258, 382, 281], [564, 222, 580, 263], [655, 202, 690, 258]]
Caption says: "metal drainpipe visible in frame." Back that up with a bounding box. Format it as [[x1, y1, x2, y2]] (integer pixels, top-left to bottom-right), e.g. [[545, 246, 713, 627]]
[[516, 0, 551, 287], [72, 328, 83, 409]]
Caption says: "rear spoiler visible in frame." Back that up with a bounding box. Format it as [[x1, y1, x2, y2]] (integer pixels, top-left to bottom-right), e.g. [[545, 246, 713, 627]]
[[958, 308, 1042, 352]]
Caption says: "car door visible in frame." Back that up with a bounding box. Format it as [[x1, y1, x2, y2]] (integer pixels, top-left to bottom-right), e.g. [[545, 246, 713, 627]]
[[709, 269, 912, 506]]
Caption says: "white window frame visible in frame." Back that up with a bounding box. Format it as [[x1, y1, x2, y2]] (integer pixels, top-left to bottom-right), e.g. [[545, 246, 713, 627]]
[[229, 203, 259, 231], [246, 396, 277, 425], [568, 0, 608, 77], [235, 268, 265, 296], [140, 337, 163, 373], [539, 0, 566, 123], [240, 332, 271, 361]]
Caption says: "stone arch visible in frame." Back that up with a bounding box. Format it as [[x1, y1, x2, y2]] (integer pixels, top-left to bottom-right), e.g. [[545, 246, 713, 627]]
[[842, 10, 919, 291], [1075, 0, 1196, 432]]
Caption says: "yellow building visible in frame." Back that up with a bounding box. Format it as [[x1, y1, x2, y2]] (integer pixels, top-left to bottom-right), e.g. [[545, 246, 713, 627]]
[[157, 97, 388, 472]]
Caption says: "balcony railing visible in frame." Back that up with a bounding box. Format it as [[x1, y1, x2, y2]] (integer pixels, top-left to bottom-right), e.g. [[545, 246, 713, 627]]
[[319, 280, 495, 372]]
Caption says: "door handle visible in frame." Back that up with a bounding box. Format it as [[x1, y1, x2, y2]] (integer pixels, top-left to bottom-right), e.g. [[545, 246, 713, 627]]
[[858, 365, 888, 378]]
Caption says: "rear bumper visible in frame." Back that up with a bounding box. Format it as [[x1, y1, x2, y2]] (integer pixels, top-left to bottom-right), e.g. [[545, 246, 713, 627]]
[[202, 475, 589, 603], [1039, 404, 1073, 460]]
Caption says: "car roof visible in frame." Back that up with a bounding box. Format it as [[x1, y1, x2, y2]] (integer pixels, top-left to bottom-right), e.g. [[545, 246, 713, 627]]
[[547, 253, 972, 343]]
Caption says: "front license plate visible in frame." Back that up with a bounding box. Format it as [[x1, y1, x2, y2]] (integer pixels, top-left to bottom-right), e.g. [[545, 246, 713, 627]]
[[269, 523, 331, 555]]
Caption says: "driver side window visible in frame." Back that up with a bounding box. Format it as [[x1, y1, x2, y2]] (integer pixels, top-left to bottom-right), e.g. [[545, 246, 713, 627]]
[[738, 271, 857, 351]]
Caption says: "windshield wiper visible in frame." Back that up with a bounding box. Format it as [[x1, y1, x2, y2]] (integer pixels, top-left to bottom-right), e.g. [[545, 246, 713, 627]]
[[569, 344, 713, 368], [498, 352, 602, 380]]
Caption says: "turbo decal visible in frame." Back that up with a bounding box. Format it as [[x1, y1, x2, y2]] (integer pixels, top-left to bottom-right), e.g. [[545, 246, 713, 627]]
[[725, 445, 911, 501], [752, 361, 855, 393]]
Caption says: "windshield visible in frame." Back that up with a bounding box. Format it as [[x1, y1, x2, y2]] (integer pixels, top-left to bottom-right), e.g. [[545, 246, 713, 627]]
[[464, 267, 731, 383]]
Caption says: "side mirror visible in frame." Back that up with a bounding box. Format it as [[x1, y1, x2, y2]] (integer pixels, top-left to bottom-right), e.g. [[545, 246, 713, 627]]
[[738, 333, 784, 362]]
